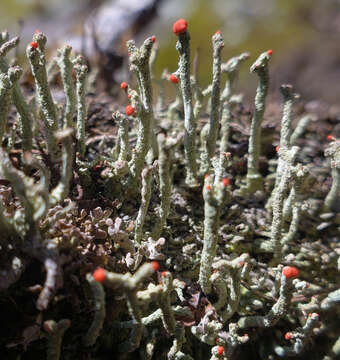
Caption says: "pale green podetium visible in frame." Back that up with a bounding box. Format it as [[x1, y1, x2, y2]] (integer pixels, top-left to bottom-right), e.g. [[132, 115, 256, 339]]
[[49, 128, 75, 206], [199, 175, 228, 294], [0, 66, 22, 143], [26, 32, 58, 159], [270, 146, 299, 264], [126, 37, 155, 186], [238, 269, 296, 328], [266, 84, 298, 213], [176, 28, 198, 186], [158, 272, 189, 359], [56, 45, 75, 128], [199, 32, 224, 176], [112, 110, 129, 162], [134, 165, 153, 244], [165, 70, 183, 121], [98, 263, 156, 353], [206, 31, 224, 160], [216, 52, 249, 181], [219, 53, 249, 157], [151, 133, 179, 240], [0, 35, 33, 152], [242, 50, 271, 194], [73, 56, 88, 157], [323, 138, 340, 212]]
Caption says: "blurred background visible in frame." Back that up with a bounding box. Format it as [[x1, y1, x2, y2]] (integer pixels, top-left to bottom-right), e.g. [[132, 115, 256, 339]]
[[1, 0, 340, 104]]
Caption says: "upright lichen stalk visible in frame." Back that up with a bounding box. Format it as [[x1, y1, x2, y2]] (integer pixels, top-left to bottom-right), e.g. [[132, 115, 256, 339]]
[[280, 85, 297, 148], [0, 66, 22, 143], [217, 52, 249, 180], [219, 52, 249, 155], [165, 70, 183, 121], [0, 34, 33, 152], [207, 31, 224, 160], [323, 138, 340, 212], [243, 50, 271, 193], [159, 272, 190, 359], [127, 37, 155, 185], [94, 263, 157, 353], [112, 110, 129, 162], [134, 166, 153, 244], [270, 146, 299, 264], [210, 254, 250, 324], [151, 133, 178, 240], [282, 164, 308, 246], [56, 45, 75, 128], [73, 56, 88, 157], [174, 19, 198, 186], [199, 176, 228, 294], [26, 32, 58, 159], [49, 128, 75, 206], [238, 267, 297, 328], [266, 84, 298, 212]]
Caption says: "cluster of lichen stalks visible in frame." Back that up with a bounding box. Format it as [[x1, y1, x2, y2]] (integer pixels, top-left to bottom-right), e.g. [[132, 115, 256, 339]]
[[0, 18, 339, 360]]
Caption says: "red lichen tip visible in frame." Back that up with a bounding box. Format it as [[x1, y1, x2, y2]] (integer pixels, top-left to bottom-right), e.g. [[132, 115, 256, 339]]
[[34, 29, 41, 34], [169, 74, 179, 84], [275, 145, 280, 152], [206, 184, 212, 191], [128, 94, 132, 99], [151, 35, 156, 43], [282, 266, 299, 279], [93, 267, 106, 282], [151, 261, 160, 271], [327, 135, 335, 141], [217, 346, 225, 355], [172, 18, 188, 36], [125, 105, 135, 116], [267, 49, 273, 56], [222, 178, 230, 187], [30, 41, 38, 49], [284, 332, 293, 340], [120, 81, 128, 90], [308, 312, 319, 318], [215, 30, 222, 35], [161, 271, 167, 277], [43, 321, 52, 333]]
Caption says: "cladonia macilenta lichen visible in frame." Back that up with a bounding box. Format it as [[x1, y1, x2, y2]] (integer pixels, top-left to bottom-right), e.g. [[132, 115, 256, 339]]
[[0, 20, 338, 360]]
